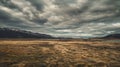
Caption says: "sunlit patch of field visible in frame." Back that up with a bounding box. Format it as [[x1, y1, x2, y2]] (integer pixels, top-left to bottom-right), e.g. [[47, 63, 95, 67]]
[[0, 39, 120, 67]]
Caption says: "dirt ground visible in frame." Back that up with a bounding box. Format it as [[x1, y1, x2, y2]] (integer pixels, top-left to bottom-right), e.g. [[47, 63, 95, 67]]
[[0, 39, 120, 67]]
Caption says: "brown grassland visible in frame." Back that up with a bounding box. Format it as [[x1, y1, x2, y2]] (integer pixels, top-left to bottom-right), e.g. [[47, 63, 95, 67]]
[[0, 39, 120, 67]]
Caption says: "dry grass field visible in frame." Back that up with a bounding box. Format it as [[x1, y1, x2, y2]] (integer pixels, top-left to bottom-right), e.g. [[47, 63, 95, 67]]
[[0, 39, 120, 67]]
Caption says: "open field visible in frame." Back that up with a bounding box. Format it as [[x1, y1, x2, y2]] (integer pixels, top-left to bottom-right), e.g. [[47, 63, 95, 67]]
[[0, 39, 120, 67]]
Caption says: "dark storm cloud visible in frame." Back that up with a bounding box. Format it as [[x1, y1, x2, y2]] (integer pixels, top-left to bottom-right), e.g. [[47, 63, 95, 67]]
[[0, 10, 33, 28], [0, 0, 14, 8], [0, 0, 120, 38], [0, 0, 20, 11], [31, 18, 48, 25], [65, 0, 120, 23], [26, 0, 44, 11], [0, 10, 10, 20], [0, 10, 21, 25]]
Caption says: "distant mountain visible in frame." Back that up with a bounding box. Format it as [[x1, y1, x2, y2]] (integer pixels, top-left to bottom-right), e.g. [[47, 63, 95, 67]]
[[103, 34, 120, 39], [0, 28, 53, 38]]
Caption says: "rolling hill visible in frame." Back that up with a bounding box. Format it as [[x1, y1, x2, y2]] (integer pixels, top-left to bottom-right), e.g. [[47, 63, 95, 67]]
[[0, 28, 53, 38], [103, 34, 120, 39]]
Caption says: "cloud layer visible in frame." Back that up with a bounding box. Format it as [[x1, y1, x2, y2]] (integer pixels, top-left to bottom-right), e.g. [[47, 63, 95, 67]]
[[0, 0, 120, 38]]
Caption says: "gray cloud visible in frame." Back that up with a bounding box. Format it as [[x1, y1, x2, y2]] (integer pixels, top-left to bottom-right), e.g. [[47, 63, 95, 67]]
[[0, 0, 120, 38], [26, 0, 44, 11]]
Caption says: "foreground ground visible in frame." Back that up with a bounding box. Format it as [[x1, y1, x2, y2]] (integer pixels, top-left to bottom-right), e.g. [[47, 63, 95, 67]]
[[0, 39, 120, 67]]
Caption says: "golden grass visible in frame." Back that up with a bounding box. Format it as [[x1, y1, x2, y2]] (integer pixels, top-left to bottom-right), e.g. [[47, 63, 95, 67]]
[[0, 39, 120, 67]]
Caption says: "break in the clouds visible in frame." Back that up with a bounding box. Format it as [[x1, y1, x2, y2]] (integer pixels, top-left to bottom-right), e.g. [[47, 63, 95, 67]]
[[0, 0, 120, 38]]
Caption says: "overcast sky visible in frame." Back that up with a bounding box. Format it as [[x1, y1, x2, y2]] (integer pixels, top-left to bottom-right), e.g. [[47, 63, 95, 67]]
[[0, 0, 120, 38]]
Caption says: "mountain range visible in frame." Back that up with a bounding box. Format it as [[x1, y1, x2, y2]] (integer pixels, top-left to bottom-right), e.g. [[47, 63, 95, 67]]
[[0, 28, 120, 39], [102, 34, 120, 39], [0, 28, 53, 39]]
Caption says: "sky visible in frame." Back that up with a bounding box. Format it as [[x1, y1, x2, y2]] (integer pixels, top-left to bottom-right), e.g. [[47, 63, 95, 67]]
[[0, 0, 120, 38]]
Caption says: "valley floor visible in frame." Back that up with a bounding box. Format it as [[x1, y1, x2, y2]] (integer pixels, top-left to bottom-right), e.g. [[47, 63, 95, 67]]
[[0, 39, 120, 67]]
